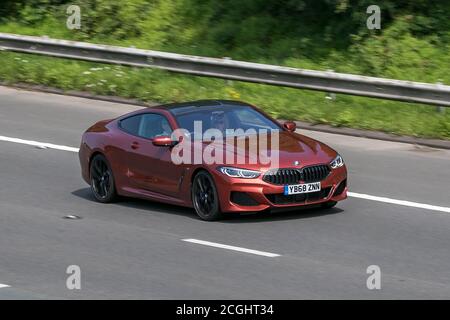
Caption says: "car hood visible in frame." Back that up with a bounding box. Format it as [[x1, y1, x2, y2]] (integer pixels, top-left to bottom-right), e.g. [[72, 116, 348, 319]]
[[197, 131, 338, 170]]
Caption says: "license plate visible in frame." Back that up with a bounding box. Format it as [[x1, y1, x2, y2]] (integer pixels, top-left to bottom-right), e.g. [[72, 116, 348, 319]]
[[284, 182, 321, 195]]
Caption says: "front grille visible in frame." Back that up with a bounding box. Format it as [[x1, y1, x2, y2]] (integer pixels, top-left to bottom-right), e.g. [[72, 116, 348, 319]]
[[265, 187, 332, 205], [302, 165, 331, 183], [263, 165, 330, 185]]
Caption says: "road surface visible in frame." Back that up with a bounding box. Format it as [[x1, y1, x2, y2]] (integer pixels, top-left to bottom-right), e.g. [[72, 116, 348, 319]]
[[0, 86, 449, 299]]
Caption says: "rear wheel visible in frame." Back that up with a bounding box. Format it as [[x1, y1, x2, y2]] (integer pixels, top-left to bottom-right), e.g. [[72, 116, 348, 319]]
[[90, 154, 117, 203], [192, 171, 223, 221], [321, 201, 337, 209]]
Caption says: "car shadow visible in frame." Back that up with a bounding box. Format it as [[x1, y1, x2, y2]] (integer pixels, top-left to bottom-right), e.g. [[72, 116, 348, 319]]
[[71, 187, 198, 219], [220, 206, 344, 223], [72, 188, 344, 223]]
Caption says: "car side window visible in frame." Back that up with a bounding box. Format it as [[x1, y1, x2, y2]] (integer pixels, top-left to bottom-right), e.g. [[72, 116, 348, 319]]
[[119, 115, 142, 136], [137, 113, 172, 139]]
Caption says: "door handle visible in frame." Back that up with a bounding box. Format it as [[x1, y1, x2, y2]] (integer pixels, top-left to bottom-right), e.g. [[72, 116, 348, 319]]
[[131, 142, 139, 150]]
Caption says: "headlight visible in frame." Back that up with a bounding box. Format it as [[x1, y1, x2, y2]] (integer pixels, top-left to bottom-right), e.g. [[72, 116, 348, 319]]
[[330, 154, 344, 169], [219, 167, 261, 178]]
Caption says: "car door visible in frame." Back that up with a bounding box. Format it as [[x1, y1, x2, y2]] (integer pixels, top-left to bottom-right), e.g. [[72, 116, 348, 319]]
[[121, 113, 184, 197]]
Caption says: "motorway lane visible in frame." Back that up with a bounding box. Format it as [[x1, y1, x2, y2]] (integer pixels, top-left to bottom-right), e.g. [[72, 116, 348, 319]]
[[1, 143, 449, 299], [0, 86, 138, 146], [1, 87, 449, 206], [1, 86, 450, 299], [323, 133, 450, 207]]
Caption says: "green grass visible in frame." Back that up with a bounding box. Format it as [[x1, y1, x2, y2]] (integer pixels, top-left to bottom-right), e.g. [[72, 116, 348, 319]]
[[1, 51, 449, 140]]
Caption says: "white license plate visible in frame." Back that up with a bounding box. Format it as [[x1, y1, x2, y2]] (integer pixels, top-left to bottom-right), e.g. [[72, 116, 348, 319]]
[[284, 182, 321, 195]]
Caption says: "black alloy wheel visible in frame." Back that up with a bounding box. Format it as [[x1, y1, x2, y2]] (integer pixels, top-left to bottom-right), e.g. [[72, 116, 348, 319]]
[[90, 154, 117, 203], [192, 171, 223, 221]]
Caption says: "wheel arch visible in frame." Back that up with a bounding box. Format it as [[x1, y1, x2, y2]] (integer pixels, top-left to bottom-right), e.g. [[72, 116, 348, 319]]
[[88, 151, 106, 177], [190, 167, 211, 183]]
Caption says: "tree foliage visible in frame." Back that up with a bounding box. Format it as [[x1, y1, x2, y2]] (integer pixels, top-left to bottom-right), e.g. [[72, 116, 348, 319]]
[[0, 0, 448, 78]]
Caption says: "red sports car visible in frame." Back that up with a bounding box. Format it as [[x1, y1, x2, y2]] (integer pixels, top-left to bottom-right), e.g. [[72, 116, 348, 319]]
[[79, 100, 347, 220]]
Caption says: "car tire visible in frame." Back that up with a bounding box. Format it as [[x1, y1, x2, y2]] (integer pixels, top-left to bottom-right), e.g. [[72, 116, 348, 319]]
[[321, 201, 337, 209], [191, 171, 223, 221], [90, 154, 118, 203]]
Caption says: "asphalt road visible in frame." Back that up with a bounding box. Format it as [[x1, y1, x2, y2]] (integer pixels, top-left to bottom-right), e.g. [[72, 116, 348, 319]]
[[0, 86, 449, 299]]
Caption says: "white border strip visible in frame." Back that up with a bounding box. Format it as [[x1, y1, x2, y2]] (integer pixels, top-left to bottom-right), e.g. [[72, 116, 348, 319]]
[[0, 135, 79, 152], [348, 192, 450, 213], [0, 284, 10, 289], [182, 239, 281, 257]]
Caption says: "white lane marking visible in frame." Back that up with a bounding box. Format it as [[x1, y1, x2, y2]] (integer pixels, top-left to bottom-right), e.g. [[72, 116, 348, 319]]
[[182, 239, 281, 257], [1, 134, 450, 214], [348, 192, 450, 213], [0, 284, 10, 289], [0, 135, 79, 152]]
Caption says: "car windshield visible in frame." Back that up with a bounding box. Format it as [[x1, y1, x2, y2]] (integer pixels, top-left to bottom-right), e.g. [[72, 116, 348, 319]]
[[171, 105, 281, 138]]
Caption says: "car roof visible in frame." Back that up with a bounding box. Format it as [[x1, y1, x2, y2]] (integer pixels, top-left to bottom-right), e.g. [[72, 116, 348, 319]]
[[151, 100, 252, 112]]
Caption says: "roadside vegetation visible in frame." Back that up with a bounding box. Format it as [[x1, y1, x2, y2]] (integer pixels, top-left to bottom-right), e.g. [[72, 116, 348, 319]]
[[0, 0, 449, 139]]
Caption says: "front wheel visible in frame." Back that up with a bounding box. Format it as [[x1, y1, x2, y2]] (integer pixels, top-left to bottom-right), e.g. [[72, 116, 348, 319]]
[[191, 171, 223, 221], [90, 154, 117, 203]]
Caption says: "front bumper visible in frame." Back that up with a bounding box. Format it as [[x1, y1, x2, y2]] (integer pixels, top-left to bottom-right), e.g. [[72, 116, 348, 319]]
[[212, 166, 348, 213]]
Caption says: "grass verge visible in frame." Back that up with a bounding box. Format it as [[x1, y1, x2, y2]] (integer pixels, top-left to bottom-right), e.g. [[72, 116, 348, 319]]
[[1, 51, 449, 140]]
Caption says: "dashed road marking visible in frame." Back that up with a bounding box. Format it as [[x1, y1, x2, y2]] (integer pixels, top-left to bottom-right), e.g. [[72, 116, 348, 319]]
[[182, 239, 281, 257], [0, 135, 79, 152], [348, 192, 450, 213]]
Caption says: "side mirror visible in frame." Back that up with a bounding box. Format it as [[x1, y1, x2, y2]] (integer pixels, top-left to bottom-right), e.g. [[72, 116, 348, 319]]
[[152, 136, 177, 147], [283, 121, 297, 132]]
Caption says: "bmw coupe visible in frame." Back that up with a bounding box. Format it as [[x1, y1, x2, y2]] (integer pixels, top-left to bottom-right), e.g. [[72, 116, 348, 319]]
[[79, 100, 347, 220]]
